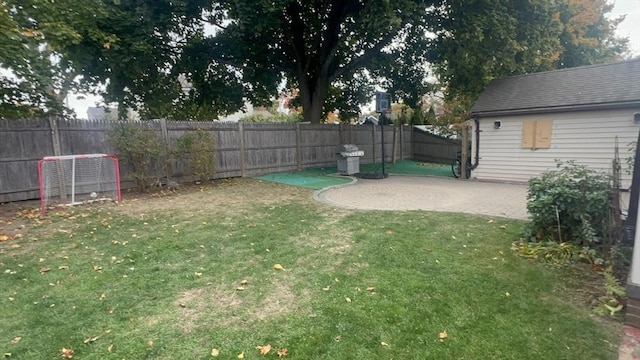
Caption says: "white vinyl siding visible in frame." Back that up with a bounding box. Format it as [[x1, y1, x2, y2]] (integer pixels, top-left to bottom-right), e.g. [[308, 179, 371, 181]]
[[472, 108, 640, 188]]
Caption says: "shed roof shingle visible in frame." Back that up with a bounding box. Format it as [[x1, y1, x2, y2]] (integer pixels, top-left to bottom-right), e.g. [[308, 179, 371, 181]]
[[470, 59, 640, 117]]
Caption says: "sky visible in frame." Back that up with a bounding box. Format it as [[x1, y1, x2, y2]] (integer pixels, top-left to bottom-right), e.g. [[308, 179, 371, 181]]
[[67, 1, 640, 118]]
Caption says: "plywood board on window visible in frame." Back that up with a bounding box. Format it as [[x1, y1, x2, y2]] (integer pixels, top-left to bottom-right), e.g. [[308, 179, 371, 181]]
[[522, 119, 553, 149]]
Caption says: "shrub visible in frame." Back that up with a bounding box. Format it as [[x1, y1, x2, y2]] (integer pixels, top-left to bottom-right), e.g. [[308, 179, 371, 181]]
[[593, 266, 626, 318], [107, 122, 169, 192], [175, 128, 216, 182], [239, 112, 303, 123], [524, 161, 612, 247]]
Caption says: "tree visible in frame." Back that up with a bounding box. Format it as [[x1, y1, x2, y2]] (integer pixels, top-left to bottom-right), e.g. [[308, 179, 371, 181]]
[[556, 0, 628, 68], [0, 0, 109, 118], [182, 0, 436, 123], [1, 0, 629, 122], [35, 1, 435, 122], [430, 0, 629, 101]]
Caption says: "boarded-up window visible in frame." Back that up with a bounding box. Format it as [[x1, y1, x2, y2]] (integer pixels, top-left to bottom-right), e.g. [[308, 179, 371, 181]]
[[522, 120, 553, 149]]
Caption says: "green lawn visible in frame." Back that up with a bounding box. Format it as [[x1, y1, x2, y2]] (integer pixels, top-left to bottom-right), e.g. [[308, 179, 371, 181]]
[[0, 179, 621, 359]]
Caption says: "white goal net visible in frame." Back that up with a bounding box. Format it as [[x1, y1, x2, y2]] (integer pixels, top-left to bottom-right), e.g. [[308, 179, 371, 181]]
[[38, 154, 122, 216]]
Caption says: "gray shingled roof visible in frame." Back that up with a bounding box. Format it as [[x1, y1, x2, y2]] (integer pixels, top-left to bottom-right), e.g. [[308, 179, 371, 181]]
[[471, 59, 640, 117]]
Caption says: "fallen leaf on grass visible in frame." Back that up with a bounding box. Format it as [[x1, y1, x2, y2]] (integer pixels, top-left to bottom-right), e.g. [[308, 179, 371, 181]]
[[60, 347, 74, 358], [380, 342, 389, 346], [10, 337, 21, 344], [439, 331, 448, 342], [99, 293, 106, 300], [236, 287, 246, 291], [58, 265, 69, 270], [107, 344, 113, 353], [487, 220, 494, 223], [345, 297, 352, 303], [256, 344, 272, 355], [0, 235, 9, 242], [39, 267, 50, 274], [237, 352, 244, 359], [10, 244, 20, 249], [147, 340, 153, 347], [385, 229, 393, 235], [92, 265, 102, 271], [211, 348, 219, 356], [84, 335, 101, 344], [240, 279, 249, 285], [277, 347, 288, 357], [273, 264, 284, 271], [499, 225, 507, 229]]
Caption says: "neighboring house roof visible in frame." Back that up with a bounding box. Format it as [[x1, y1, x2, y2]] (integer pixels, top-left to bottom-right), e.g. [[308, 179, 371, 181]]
[[471, 59, 640, 117]]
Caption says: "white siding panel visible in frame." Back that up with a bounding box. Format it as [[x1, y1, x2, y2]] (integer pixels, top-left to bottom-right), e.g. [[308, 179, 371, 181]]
[[473, 108, 640, 187]]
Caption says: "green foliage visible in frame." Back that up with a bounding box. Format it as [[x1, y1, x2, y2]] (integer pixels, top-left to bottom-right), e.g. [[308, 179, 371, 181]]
[[0, 0, 109, 118], [525, 161, 612, 246], [239, 112, 303, 123], [626, 141, 636, 175], [175, 128, 216, 182], [511, 240, 607, 266], [593, 267, 626, 318], [431, 0, 629, 101], [511, 241, 577, 264], [1, 0, 628, 121], [107, 123, 168, 192]]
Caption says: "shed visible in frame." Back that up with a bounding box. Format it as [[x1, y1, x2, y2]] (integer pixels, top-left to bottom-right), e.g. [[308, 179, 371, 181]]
[[469, 59, 640, 187]]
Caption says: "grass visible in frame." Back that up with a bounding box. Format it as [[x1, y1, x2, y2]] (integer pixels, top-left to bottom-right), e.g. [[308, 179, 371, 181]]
[[0, 178, 621, 359]]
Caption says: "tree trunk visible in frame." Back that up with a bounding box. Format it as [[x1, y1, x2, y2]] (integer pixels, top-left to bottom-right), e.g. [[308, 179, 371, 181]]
[[299, 75, 330, 124]]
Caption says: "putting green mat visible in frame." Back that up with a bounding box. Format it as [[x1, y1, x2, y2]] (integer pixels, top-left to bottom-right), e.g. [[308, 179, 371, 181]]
[[255, 160, 452, 189]]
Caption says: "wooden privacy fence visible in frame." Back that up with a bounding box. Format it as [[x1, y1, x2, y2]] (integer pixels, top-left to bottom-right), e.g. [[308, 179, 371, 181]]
[[412, 128, 461, 164], [0, 118, 413, 203]]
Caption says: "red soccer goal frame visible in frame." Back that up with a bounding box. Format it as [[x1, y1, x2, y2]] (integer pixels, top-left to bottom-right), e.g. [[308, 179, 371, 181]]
[[38, 153, 122, 216]]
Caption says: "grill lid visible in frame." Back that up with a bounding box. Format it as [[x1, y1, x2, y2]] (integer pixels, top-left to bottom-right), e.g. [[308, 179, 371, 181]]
[[340, 150, 364, 157]]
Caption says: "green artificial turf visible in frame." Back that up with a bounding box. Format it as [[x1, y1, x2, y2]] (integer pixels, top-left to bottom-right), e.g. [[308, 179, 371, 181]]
[[256, 160, 452, 189]]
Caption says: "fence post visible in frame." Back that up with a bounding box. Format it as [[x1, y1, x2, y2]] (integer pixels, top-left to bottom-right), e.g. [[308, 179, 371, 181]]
[[296, 123, 302, 170], [392, 126, 398, 163], [48, 117, 63, 157], [158, 118, 169, 144], [48, 117, 67, 199], [400, 125, 404, 160], [461, 123, 469, 179], [238, 121, 246, 176], [372, 125, 377, 164]]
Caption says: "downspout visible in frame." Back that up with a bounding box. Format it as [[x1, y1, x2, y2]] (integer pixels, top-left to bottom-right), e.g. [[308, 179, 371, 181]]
[[471, 116, 480, 170]]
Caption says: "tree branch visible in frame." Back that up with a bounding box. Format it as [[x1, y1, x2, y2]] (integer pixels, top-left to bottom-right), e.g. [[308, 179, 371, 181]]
[[333, 29, 400, 80]]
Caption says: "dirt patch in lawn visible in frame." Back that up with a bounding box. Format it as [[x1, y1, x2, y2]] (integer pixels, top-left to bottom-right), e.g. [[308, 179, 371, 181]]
[[170, 276, 310, 333], [115, 178, 316, 219]]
